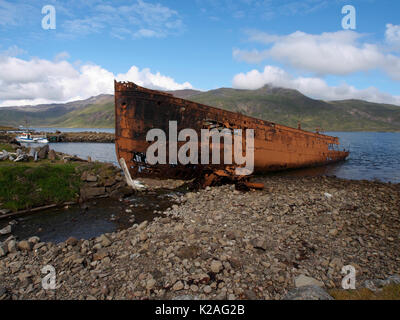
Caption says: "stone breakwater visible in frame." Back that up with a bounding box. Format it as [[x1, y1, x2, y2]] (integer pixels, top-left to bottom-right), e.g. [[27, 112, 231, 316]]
[[0, 176, 399, 300], [46, 131, 115, 143], [0, 131, 115, 143]]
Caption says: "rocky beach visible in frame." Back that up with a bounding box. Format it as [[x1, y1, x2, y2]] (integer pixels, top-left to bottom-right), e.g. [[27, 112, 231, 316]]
[[1, 172, 399, 300]]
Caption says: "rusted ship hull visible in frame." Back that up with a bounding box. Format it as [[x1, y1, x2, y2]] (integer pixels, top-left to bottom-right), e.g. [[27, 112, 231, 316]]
[[115, 81, 349, 181]]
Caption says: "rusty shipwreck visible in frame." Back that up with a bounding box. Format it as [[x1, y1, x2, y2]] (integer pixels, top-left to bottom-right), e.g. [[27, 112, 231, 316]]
[[114, 81, 349, 187]]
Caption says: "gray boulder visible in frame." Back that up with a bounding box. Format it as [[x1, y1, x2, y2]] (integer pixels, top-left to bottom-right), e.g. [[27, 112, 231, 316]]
[[283, 286, 334, 300], [28, 148, 36, 158], [363, 275, 400, 292], [0, 209, 11, 215], [0, 150, 9, 161], [14, 154, 28, 162], [0, 243, 8, 257], [0, 225, 12, 235], [37, 145, 49, 159]]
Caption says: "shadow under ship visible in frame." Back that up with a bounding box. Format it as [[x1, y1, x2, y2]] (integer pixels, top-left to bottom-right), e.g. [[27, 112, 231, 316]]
[[114, 81, 349, 185]]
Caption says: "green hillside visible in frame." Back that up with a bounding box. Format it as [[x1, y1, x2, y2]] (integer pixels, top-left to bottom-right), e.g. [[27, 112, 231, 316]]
[[0, 95, 115, 128], [0, 86, 399, 131], [50, 100, 115, 128], [187, 86, 400, 131]]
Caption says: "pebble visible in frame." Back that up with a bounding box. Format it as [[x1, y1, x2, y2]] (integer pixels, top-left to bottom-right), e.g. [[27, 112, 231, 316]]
[[210, 260, 223, 273], [0, 244, 7, 257], [146, 279, 156, 290], [139, 233, 148, 241], [7, 240, 17, 253], [173, 281, 184, 291], [203, 286, 212, 294], [17, 240, 31, 251], [28, 236, 40, 245], [66, 237, 78, 246], [0, 225, 12, 235], [100, 235, 112, 247]]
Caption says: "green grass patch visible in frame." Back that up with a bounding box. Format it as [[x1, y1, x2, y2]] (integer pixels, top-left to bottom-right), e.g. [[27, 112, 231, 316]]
[[0, 143, 14, 152], [0, 163, 82, 211], [329, 284, 400, 300]]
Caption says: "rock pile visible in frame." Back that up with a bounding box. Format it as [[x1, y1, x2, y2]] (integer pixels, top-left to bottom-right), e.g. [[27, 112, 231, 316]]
[[0, 145, 52, 163], [47, 132, 115, 143], [78, 164, 134, 201]]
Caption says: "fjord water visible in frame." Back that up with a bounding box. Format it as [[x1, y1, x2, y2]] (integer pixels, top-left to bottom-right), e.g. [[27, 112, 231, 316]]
[[276, 132, 400, 184], [327, 132, 400, 183], [49, 142, 118, 165], [32, 127, 115, 134], [45, 129, 400, 184]]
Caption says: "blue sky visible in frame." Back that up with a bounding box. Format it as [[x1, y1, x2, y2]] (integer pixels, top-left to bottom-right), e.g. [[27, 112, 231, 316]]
[[0, 0, 399, 106]]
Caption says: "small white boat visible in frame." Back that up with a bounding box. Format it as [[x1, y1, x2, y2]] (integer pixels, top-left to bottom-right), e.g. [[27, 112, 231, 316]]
[[16, 132, 49, 144]]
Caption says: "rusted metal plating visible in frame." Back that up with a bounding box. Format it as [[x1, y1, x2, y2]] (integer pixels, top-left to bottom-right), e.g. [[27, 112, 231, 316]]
[[114, 81, 349, 189]]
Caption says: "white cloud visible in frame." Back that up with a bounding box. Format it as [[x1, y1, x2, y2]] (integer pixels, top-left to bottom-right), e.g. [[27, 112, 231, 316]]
[[61, 0, 184, 39], [0, 0, 30, 26], [0, 0, 184, 39], [232, 65, 400, 106], [386, 24, 400, 49], [0, 45, 27, 57], [234, 28, 400, 81], [116, 66, 193, 91], [54, 51, 71, 61], [233, 48, 269, 64], [195, 0, 329, 21], [0, 55, 193, 107]]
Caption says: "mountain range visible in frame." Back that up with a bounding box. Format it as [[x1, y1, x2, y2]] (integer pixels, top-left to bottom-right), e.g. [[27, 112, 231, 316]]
[[1, 85, 399, 131]]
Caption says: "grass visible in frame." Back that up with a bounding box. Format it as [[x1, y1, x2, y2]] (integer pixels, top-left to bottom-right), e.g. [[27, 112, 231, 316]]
[[0, 126, 17, 131], [329, 284, 400, 300], [0, 143, 14, 152], [0, 158, 60, 168], [0, 163, 82, 211]]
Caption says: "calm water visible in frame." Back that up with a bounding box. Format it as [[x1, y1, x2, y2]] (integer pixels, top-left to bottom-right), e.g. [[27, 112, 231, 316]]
[[46, 131, 400, 184], [273, 132, 400, 184], [49, 143, 118, 165], [0, 192, 180, 244]]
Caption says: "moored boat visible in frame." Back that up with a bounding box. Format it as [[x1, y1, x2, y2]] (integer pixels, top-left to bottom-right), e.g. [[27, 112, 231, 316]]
[[16, 132, 49, 144]]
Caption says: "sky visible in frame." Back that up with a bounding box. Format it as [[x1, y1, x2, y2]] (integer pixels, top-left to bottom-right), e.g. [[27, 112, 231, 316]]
[[0, 0, 400, 107]]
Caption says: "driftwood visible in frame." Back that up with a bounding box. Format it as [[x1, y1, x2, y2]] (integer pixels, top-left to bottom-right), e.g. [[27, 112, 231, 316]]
[[0, 194, 117, 220], [0, 202, 76, 220]]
